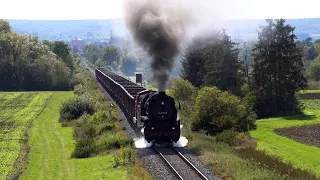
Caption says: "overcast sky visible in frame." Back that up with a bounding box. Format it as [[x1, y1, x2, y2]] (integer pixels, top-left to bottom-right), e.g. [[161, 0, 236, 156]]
[[1, 0, 319, 20]]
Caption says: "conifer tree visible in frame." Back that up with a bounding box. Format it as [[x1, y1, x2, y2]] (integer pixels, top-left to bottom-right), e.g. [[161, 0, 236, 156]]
[[252, 19, 307, 117]]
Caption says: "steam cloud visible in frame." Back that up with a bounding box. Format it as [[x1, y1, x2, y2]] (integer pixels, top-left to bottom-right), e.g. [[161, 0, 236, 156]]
[[124, 0, 192, 91]]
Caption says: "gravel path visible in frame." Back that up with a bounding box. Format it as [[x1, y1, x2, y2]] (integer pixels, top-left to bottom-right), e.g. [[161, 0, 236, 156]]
[[84, 63, 219, 180]]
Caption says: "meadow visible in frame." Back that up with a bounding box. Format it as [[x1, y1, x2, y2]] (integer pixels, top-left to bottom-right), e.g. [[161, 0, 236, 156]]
[[0, 92, 52, 179], [299, 89, 320, 93], [0, 92, 129, 180], [250, 100, 320, 177], [20, 92, 127, 180]]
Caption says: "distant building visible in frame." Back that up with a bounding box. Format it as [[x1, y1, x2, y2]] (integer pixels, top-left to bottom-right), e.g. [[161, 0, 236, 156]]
[[68, 38, 86, 53], [94, 29, 123, 48]]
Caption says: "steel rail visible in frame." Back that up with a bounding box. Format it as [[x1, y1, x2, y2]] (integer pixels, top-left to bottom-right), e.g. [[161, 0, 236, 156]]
[[152, 145, 183, 180], [172, 147, 209, 180]]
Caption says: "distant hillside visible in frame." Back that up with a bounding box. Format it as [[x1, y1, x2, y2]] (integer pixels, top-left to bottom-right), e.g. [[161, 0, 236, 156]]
[[7, 18, 320, 42], [9, 19, 126, 41], [221, 18, 320, 41]]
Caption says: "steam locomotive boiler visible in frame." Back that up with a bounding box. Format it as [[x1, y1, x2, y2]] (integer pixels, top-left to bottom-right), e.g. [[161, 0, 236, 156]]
[[95, 68, 180, 143]]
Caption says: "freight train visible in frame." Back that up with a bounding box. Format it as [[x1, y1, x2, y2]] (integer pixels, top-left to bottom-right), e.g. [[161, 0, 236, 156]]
[[95, 68, 180, 143]]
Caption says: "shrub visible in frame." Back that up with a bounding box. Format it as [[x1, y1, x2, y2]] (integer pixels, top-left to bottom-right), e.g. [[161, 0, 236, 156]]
[[97, 123, 114, 134], [191, 86, 256, 134], [102, 136, 132, 150], [71, 138, 97, 158], [73, 84, 85, 95], [171, 78, 197, 101], [73, 120, 97, 139], [121, 148, 136, 165], [88, 111, 110, 123], [215, 129, 238, 146], [59, 95, 95, 122], [113, 148, 136, 167]]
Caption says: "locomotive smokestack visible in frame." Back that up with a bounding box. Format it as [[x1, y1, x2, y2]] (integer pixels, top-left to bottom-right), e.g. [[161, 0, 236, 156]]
[[124, 0, 192, 92]]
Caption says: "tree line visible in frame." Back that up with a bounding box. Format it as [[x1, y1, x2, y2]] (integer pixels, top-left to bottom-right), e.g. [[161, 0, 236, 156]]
[[181, 19, 307, 119], [0, 20, 77, 91], [83, 44, 138, 76]]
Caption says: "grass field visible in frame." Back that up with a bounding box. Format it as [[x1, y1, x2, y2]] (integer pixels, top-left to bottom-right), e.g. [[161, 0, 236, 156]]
[[250, 107, 320, 176], [20, 92, 127, 180], [0, 92, 52, 179], [299, 89, 320, 93]]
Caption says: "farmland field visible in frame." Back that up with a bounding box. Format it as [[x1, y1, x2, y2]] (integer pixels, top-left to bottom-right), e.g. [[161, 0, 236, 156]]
[[0, 92, 127, 180], [0, 92, 52, 179], [20, 92, 126, 180], [250, 102, 320, 177]]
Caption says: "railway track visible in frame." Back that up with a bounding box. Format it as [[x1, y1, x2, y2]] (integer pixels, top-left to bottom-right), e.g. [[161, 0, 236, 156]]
[[152, 145, 209, 180], [95, 67, 218, 180]]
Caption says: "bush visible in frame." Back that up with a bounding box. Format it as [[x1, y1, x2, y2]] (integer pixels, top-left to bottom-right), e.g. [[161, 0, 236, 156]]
[[215, 129, 238, 146], [71, 138, 97, 158], [88, 111, 111, 123], [97, 123, 115, 135], [73, 120, 97, 139], [171, 78, 197, 101], [59, 95, 95, 122], [113, 148, 136, 167], [101, 136, 132, 150], [191, 86, 256, 134]]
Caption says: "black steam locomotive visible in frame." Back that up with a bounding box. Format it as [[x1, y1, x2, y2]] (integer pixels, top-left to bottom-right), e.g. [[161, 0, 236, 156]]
[[95, 68, 180, 143], [135, 90, 180, 143]]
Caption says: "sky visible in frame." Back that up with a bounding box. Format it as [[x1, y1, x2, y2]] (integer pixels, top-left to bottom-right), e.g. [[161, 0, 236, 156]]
[[1, 0, 320, 20]]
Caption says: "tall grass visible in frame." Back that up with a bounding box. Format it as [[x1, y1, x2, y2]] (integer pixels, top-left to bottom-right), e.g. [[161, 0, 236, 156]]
[[62, 65, 151, 179]]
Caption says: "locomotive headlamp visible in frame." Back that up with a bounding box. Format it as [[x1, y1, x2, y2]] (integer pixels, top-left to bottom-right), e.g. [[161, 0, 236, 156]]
[[172, 127, 175, 130], [151, 127, 154, 130]]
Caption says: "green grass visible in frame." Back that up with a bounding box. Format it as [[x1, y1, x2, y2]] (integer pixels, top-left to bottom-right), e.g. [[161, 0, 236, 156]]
[[20, 92, 126, 180], [299, 89, 320, 93], [0, 92, 52, 179], [185, 131, 284, 179], [301, 99, 320, 109], [250, 108, 320, 177]]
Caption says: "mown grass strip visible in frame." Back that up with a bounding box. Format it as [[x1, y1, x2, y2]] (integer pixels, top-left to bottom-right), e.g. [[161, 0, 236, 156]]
[[20, 92, 126, 180], [250, 109, 320, 177], [299, 89, 320, 94], [0, 92, 52, 180]]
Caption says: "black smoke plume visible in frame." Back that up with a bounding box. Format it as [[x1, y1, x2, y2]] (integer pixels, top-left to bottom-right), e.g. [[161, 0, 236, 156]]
[[124, 0, 191, 91]]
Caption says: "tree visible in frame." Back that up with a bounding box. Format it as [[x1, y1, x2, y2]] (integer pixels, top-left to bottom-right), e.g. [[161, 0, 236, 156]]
[[120, 53, 137, 76], [181, 30, 244, 95], [181, 35, 207, 87], [310, 61, 320, 81], [252, 19, 307, 117], [0, 19, 11, 33], [0, 21, 71, 91], [171, 78, 197, 101], [102, 46, 121, 70], [83, 44, 102, 64], [296, 37, 318, 60], [52, 41, 73, 70], [191, 86, 256, 134]]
